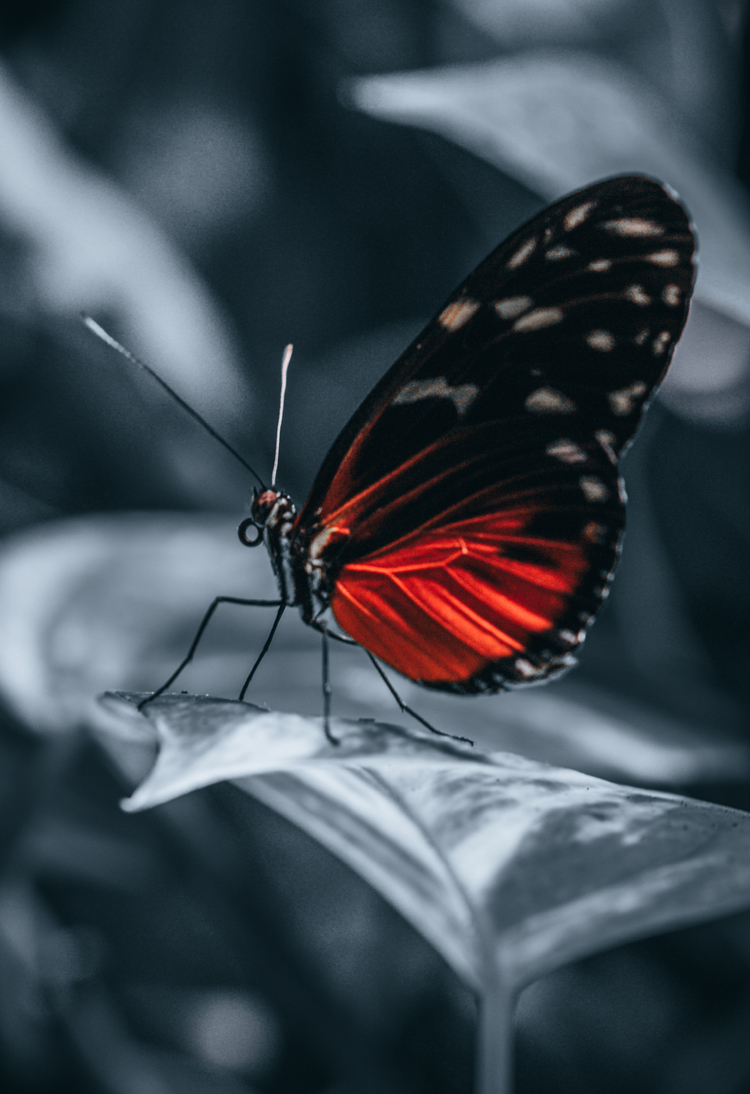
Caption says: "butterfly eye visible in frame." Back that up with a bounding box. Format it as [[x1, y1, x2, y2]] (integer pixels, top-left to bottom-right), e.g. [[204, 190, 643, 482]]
[[238, 517, 263, 548], [252, 488, 281, 521]]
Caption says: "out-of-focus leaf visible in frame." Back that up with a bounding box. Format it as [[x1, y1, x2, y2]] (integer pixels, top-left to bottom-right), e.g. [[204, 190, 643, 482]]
[[103, 692, 750, 997], [447, 0, 740, 161], [0, 513, 265, 732], [0, 476, 57, 532], [449, 0, 630, 45], [119, 99, 269, 248], [351, 52, 750, 327], [1, 514, 746, 790], [0, 62, 247, 423], [350, 52, 750, 420]]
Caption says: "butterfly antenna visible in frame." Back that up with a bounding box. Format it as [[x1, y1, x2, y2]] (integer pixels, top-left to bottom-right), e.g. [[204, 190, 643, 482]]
[[82, 314, 266, 489], [271, 343, 293, 488]]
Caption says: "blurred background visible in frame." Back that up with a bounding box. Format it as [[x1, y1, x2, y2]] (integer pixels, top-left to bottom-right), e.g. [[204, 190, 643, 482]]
[[0, 1, 750, 1091]]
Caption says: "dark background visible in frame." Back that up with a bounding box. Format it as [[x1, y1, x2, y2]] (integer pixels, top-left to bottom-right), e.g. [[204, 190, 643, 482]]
[[0, 2, 749, 1092]]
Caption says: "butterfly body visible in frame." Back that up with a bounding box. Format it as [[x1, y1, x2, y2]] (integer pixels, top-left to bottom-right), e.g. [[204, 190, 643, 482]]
[[243, 175, 695, 697]]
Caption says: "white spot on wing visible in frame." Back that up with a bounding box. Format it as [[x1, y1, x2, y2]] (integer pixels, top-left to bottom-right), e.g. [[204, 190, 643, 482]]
[[565, 201, 595, 231], [652, 331, 671, 356], [545, 244, 575, 260], [583, 520, 606, 543], [646, 250, 679, 267], [525, 387, 576, 414], [595, 429, 617, 462], [580, 476, 609, 502], [394, 377, 480, 417], [608, 381, 647, 415], [586, 330, 616, 351], [547, 439, 587, 463], [513, 306, 564, 332], [588, 258, 611, 272], [602, 217, 663, 237], [494, 295, 533, 320], [662, 284, 681, 305], [624, 284, 651, 306], [507, 236, 537, 269], [438, 298, 480, 331], [633, 328, 649, 346], [514, 658, 538, 678]]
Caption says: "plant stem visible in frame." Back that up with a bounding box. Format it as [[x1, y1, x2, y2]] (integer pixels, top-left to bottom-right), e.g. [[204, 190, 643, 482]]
[[476, 951, 514, 1094]]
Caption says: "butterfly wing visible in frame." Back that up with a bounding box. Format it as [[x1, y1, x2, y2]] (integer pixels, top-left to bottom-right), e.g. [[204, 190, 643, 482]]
[[293, 175, 695, 691]]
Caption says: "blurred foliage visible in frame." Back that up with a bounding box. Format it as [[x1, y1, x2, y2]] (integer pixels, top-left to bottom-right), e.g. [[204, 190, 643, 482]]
[[0, 714, 476, 1094], [0, 1, 749, 1092]]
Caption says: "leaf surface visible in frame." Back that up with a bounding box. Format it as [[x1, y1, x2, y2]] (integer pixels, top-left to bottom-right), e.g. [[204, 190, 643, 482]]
[[102, 692, 750, 993]]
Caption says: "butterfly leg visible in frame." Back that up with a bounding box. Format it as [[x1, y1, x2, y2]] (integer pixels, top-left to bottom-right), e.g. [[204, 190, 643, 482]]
[[320, 627, 339, 745], [139, 597, 284, 710], [364, 652, 473, 746], [238, 602, 287, 701]]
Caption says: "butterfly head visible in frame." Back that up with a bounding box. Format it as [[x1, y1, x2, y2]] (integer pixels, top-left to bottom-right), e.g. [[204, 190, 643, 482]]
[[238, 488, 297, 549]]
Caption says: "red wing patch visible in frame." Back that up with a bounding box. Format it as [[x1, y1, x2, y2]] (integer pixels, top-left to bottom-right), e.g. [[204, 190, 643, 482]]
[[330, 512, 593, 692]]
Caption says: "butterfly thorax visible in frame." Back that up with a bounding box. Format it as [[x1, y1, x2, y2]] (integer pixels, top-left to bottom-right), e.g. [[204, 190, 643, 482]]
[[247, 489, 300, 606], [245, 489, 345, 624]]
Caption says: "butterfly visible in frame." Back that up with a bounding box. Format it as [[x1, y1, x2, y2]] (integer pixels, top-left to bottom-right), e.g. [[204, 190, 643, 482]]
[[88, 174, 695, 737], [241, 175, 694, 696]]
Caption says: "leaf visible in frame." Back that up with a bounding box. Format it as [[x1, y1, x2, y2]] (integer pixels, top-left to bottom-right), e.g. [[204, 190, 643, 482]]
[[0, 513, 266, 733], [448, 0, 630, 45], [101, 692, 750, 998], [0, 62, 247, 422]]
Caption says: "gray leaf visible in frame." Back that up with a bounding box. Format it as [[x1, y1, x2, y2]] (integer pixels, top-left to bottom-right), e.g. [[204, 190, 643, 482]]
[[103, 693, 750, 996]]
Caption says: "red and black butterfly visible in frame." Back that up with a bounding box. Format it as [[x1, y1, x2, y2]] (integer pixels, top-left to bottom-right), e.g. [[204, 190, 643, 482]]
[[88, 174, 695, 739]]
